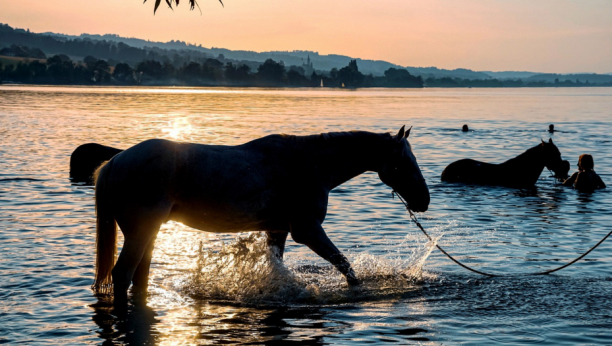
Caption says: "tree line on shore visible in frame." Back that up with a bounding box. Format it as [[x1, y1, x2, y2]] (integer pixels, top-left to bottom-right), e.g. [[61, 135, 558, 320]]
[[1, 24, 424, 87], [2, 23, 611, 88], [3, 51, 611, 88], [3, 52, 610, 88], [0, 50, 424, 88], [425, 76, 612, 88]]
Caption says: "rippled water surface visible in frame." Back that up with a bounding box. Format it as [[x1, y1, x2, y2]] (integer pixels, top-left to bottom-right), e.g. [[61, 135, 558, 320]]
[[1, 86, 611, 345]]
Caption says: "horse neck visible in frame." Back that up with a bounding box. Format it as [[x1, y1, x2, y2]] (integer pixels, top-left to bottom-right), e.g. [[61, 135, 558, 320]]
[[500, 144, 546, 182], [305, 132, 390, 191]]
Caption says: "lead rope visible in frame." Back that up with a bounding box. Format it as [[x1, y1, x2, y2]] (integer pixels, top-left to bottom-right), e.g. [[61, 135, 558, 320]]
[[392, 190, 612, 277]]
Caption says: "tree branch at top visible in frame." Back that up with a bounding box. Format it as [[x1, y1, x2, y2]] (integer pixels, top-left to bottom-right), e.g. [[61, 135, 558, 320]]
[[143, 0, 223, 15]]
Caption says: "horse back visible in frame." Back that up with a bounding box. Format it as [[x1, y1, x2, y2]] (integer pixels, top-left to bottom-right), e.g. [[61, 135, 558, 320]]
[[107, 138, 325, 233], [441, 159, 500, 184]]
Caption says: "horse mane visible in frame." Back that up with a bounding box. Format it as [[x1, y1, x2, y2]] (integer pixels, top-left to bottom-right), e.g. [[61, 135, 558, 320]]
[[246, 131, 394, 157], [280, 131, 393, 147], [502, 142, 546, 165], [320, 131, 391, 141], [518, 142, 543, 157]]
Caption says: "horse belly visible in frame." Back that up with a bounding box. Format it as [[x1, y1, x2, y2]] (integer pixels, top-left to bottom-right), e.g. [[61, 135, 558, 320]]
[[169, 203, 266, 233]]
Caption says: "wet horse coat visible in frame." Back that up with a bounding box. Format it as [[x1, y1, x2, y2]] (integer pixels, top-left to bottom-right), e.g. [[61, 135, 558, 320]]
[[92, 127, 430, 303]]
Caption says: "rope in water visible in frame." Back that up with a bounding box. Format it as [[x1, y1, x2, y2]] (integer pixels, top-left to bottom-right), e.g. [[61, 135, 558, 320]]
[[392, 191, 612, 277]]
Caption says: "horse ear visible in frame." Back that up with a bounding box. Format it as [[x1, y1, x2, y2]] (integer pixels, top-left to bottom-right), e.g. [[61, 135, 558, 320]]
[[549, 138, 553, 144], [405, 126, 412, 138], [395, 125, 405, 142], [541, 139, 545, 145]]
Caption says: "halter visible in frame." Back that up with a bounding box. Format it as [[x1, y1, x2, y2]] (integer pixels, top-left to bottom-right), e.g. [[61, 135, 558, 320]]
[[391, 190, 612, 277]]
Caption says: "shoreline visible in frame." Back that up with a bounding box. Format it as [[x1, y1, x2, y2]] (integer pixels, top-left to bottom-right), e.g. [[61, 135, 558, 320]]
[[2, 82, 612, 89]]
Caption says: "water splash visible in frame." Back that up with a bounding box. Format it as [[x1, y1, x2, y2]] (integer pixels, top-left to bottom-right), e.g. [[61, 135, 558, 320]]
[[182, 232, 438, 305], [183, 233, 304, 304]]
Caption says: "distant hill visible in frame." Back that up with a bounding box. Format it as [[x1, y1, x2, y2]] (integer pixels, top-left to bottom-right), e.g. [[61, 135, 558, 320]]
[[525, 73, 612, 84], [41, 32, 197, 51], [40, 30, 405, 76], [406, 67, 491, 80], [34, 28, 497, 79], [482, 71, 540, 80], [3, 23, 611, 82]]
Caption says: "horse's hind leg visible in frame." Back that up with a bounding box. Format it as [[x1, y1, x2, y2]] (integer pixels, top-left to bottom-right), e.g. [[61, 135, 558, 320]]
[[266, 231, 288, 259], [112, 236, 154, 305], [132, 233, 159, 294], [113, 210, 166, 305]]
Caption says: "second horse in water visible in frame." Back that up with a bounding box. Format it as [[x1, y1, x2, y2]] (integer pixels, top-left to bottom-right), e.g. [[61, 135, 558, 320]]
[[441, 139, 569, 188]]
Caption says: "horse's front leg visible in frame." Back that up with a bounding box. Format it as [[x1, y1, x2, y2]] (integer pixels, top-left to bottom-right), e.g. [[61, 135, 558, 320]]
[[266, 231, 288, 259], [290, 222, 360, 286]]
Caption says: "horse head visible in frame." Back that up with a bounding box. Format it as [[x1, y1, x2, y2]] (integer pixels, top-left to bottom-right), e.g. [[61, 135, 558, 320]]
[[541, 138, 567, 181], [557, 160, 570, 182], [378, 126, 430, 212]]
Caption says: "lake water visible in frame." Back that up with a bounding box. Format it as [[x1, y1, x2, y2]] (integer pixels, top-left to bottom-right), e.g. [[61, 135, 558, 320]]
[[1, 86, 611, 345]]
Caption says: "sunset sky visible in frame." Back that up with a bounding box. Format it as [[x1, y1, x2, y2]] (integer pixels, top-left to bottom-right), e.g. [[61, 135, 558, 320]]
[[2, 0, 611, 73]]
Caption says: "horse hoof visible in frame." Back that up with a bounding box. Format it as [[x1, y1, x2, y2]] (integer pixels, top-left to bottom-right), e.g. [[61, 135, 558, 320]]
[[113, 293, 129, 308], [347, 277, 362, 287]]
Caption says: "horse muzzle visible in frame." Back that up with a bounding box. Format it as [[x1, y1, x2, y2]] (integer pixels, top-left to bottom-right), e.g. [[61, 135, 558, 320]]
[[408, 199, 429, 213], [397, 184, 430, 213], [550, 160, 570, 182]]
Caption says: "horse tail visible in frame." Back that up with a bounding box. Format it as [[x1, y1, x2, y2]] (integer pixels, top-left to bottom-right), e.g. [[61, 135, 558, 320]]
[[91, 159, 117, 295]]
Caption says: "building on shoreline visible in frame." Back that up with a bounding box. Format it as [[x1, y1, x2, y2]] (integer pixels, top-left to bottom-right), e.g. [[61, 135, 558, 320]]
[[302, 55, 314, 77]]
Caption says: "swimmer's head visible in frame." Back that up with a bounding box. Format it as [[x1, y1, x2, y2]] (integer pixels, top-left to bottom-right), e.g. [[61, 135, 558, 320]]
[[462, 124, 469, 132], [548, 124, 555, 132], [578, 154, 594, 171]]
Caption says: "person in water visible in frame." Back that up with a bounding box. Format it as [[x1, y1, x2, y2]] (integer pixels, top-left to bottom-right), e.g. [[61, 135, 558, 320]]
[[462, 124, 469, 132], [563, 154, 606, 192], [548, 124, 556, 133]]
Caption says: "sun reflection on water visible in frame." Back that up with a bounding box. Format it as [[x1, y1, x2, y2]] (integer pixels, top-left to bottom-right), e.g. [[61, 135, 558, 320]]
[[161, 117, 194, 141]]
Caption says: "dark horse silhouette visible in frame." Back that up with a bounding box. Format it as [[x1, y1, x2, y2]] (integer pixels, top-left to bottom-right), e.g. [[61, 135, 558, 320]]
[[91, 127, 430, 304], [441, 139, 568, 188], [70, 143, 123, 183]]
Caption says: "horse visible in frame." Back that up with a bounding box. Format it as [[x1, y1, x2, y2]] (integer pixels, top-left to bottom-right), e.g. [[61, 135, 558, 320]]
[[92, 126, 430, 304], [70, 143, 123, 184], [441, 139, 568, 188]]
